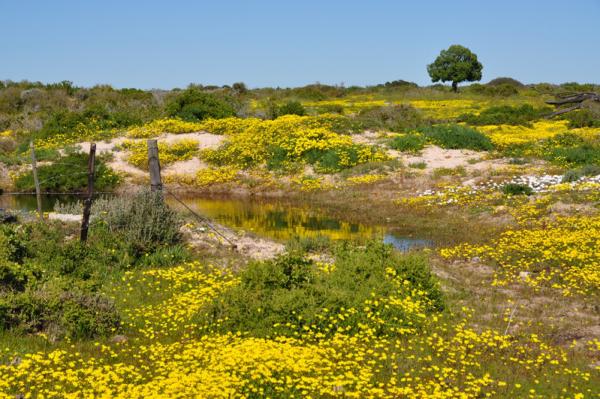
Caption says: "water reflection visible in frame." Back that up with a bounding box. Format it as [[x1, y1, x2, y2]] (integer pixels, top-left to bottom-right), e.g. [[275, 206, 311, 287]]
[[1, 194, 433, 252], [0, 194, 81, 213], [175, 197, 387, 242]]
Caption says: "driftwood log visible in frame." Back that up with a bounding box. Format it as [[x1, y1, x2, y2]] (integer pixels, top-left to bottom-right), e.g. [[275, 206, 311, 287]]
[[546, 92, 600, 117]]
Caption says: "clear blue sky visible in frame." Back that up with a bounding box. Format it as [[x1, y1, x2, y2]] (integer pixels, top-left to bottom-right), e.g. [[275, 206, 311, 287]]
[[2, 0, 599, 89]]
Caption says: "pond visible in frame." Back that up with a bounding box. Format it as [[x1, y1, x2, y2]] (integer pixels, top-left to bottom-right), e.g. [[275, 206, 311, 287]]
[[0, 194, 434, 252]]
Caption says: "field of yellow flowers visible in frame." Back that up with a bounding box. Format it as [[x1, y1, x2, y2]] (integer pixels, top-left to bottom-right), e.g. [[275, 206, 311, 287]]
[[1, 249, 598, 399], [1, 90, 599, 398]]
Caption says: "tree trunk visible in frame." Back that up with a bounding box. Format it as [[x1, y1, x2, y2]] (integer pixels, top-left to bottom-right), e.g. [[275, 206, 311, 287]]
[[452, 81, 458, 92]]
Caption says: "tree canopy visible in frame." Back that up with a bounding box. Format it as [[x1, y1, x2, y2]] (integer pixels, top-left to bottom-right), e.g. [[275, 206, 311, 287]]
[[427, 45, 483, 92]]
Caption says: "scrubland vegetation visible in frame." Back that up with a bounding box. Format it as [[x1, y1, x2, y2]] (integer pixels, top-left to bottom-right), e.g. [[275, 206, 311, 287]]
[[0, 75, 599, 397]]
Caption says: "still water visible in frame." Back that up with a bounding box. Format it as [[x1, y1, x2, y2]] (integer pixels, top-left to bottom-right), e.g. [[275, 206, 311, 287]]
[[0, 194, 433, 251]]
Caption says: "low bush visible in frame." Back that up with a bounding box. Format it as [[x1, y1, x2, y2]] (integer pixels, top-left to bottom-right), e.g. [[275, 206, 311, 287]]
[[0, 287, 119, 339], [486, 77, 524, 87], [389, 133, 426, 153], [355, 105, 427, 132], [276, 101, 306, 117], [13, 151, 120, 192], [94, 190, 182, 257], [562, 164, 600, 182], [459, 104, 551, 126], [166, 87, 236, 121], [202, 241, 443, 338], [563, 109, 600, 128], [541, 133, 600, 167], [501, 183, 533, 196], [419, 124, 494, 151], [466, 83, 519, 97]]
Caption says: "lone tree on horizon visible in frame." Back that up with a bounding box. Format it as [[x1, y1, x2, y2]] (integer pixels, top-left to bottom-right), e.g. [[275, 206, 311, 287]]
[[427, 45, 483, 92]]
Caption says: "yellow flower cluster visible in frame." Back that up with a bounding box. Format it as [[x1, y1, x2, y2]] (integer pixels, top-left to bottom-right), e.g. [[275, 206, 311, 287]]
[[118, 139, 199, 170], [196, 166, 239, 187], [34, 120, 121, 149], [302, 96, 387, 112], [302, 97, 486, 118], [201, 115, 386, 171], [0, 129, 13, 137], [126, 118, 206, 138], [0, 257, 596, 398], [477, 120, 574, 149], [408, 99, 485, 119], [345, 174, 386, 185], [291, 176, 332, 191], [440, 215, 600, 296]]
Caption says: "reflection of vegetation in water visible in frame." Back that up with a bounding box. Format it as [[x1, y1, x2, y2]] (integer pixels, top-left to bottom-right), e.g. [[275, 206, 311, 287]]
[[0, 194, 81, 212], [180, 198, 386, 241]]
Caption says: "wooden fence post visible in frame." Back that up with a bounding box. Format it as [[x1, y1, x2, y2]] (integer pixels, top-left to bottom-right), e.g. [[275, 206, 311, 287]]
[[147, 139, 162, 192], [29, 141, 43, 220], [80, 143, 96, 242]]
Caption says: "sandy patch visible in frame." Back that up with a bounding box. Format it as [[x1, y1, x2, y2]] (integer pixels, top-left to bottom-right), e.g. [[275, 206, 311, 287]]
[[76, 132, 223, 178], [163, 157, 207, 176], [391, 146, 505, 172], [182, 224, 285, 261]]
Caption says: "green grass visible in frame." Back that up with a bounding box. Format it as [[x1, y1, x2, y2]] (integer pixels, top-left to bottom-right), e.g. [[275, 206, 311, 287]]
[[419, 124, 494, 151]]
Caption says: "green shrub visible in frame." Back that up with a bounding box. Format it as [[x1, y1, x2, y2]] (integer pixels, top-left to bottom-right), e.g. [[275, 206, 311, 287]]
[[37, 105, 142, 140], [547, 145, 600, 167], [355, 105, 426, 132], [277, 101, 306, 117], [487, 77, 524, 87], [299, 145, 367, 173], [419, 124, 494, 151], [0, 288, 119, 339], [501, 183, 533, 196], [563, 109, 600, 128], [315, 104, 344, 114], [0, 224, 29, 263], [459, 104, 551, 126], [389, 133, 426, 153], [13, 152, 120, 193], [562, 164, 600, 182], [265, 146, 294, 172], [166, 87, 236, 121], [0, 260, 30, 292], [97, 190, 182, 256], [540, 133, 600, 167], [466, 84, 519, 97], [202, 241, 443, 338]]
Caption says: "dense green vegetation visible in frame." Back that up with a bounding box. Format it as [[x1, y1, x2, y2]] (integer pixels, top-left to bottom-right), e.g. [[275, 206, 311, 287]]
[[13, 151, 120, 193], [203, 241, 443, 338], [0, 191, 186, 340], [459, 104, 552, 126]]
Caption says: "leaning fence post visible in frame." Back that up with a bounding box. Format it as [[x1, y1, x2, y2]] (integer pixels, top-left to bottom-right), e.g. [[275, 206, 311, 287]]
[[147, 139, 162, 192], [80, 143, 96, 242], [29, 141, 43, 220]]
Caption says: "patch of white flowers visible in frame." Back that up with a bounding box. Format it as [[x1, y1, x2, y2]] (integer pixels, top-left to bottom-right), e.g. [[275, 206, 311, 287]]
[[415, 173, 600, 204]]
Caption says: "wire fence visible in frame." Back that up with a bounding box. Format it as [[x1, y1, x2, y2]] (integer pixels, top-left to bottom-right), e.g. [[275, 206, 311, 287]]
[[3, 141, 238, 248]]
